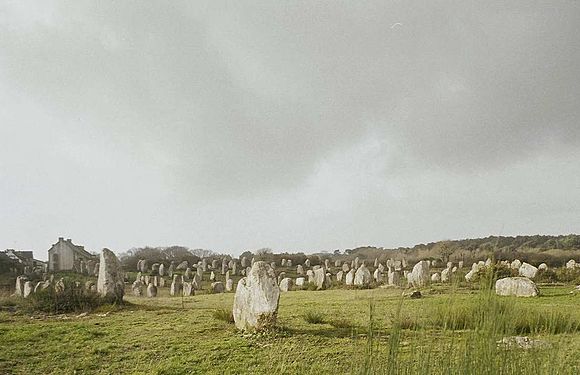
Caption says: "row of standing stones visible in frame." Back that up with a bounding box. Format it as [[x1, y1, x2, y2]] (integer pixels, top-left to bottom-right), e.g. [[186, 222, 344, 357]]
[[13, 253, 580, 331]]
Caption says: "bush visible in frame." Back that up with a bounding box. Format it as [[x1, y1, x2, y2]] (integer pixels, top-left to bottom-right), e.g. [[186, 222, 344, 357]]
[[303, 311, 325, 324], [25, 280, 111, 314], [212, 308, 234, 324]]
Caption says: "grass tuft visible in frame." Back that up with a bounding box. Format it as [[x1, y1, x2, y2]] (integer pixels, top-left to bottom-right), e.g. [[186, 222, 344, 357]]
[[303, 310, 325, 324], [211, 308, 234, 324]]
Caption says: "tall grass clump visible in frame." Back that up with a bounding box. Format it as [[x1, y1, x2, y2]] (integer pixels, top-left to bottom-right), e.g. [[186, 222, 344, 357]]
[[212, 308, 234, 324], [354, 263, 576, 374], [303, 310, 325, 324], [25, 281, 109, 314]]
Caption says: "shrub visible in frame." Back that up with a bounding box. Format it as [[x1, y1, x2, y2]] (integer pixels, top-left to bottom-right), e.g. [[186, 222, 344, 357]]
[[303, 311, 325, 324], [211, 308, 234, 324], [25, 280, 110, 314]]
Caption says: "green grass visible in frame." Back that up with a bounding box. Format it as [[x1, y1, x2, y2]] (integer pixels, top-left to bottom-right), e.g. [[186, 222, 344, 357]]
[[0, 270, 579, 374]]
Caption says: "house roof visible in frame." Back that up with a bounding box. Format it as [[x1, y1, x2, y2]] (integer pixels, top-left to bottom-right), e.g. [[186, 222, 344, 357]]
[[49, 238, 95, 259]]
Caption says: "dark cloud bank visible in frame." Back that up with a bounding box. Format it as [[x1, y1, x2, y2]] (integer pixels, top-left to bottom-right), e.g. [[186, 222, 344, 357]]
[[1, 1, 579, 259]]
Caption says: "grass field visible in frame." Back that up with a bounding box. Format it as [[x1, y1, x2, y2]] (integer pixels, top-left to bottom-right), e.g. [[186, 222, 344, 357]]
[[0, 277, 579, 374]]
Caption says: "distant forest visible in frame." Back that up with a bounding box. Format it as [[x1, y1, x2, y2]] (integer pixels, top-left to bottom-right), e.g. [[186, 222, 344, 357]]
[[119, 234, 580, 270], [340, 234, 580, 267]]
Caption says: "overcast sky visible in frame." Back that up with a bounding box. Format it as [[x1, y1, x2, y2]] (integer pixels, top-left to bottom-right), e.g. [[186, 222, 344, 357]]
[[1, 1, 579, 260]]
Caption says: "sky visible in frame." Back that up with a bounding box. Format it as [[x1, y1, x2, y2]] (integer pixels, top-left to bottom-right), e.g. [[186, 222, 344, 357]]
[[1, 1, 579, 261]]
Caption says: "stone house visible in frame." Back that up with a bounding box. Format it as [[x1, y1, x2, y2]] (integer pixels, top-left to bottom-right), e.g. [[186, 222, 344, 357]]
[[48, 237, 95, 272]]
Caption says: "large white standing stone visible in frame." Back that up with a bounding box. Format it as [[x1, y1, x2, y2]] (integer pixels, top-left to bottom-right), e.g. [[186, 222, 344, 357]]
[[233, 261, 280, 331], [226, 278, 234, 292], [147, 283, 157, 298], [408, 261, 430, 288], [345, 269, 355, 285], [518, 263, 538, 279], [279, 277, 292, 292], [295, 277, 305, 287], [336, 270, 344, 282], [97, 248, 124, 302], [495, 277, 539, 297], [14, 276, 26, 297], [313, 267, 328, 290], [354, 265, 371, 286], [23, 281, 34, 298]]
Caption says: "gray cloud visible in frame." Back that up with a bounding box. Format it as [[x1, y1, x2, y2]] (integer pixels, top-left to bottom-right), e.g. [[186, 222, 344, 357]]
[[1, 1, 579, 258]]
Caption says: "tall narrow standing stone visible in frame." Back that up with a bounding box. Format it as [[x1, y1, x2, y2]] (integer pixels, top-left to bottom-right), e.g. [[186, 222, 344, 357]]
[[233, 261, 280, 332], [97, 248, 124, 302]]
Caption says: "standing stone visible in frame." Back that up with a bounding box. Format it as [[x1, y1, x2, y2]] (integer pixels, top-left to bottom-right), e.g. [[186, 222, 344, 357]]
[[241, 257, 247, 268], [184, 268, 192, 281], [136, 259, 143, 272], [222, 259, 228, 275], [212, 259, 220, 269], [277, 272, 286, 285], [354, 257, 360, 270], [196, 265, 203, 280], [373, 269, 382, 283], [201, 258, 208, 272], [538, 263, 548, 271], [335, 260, 341, 267], [168, 263, 175, 278], [458, 261, 464, 269], [211, 282, 225, 293], [286, 260, 292, 267], [354, 265, 371, 286], [495, 277, 539, 297], [281, 259, 286, 267], [324, 259, 330, 270], [337, 270, 344, 282], [345, 269, 355, 286], [170, 275, 183, 296], [226, 270, 231, 282], [297, 265, 304, 275], [279, 277, 292, 292], [147, 283, 157, 297], [176, 261, 188, 270], [270, 261, 276, 269], [188, 273, 198, 290], [378, 263, 385, 272], [139, 259, 149, 273], [151, 263, 160, 274], [97, 248, 124, 302], [55, 278, 65, 294], [518, 263, 538, 279], [374, 258, 379, 268], [226, 278, 234, 292], [14, 276, 27, 297], [313, 267, 328, 290], [251, 257, 255, 266], [441, 268, 451, 282], [232, 262, 237, 276], [388, 268, 400, 286], [183, 281, 194, 296], [408, 260, 430, 288], [159, 277, 166, 288], [295, 277, 305, 286], [306, 270, 315, 283], [510, 259, 522, 270], [566, 259, 577, 269], [304, 259, 311, 268], [132, 280, 143, 296], [159, 263, 165, 276], [342, 263, 350, 272], [233, 261, 280, 331], [431, 273, 441, 282], [23, 281, 34, 298], [210, 271, 216, 281], [451, 266, 458, 273]]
